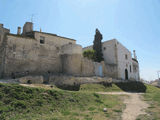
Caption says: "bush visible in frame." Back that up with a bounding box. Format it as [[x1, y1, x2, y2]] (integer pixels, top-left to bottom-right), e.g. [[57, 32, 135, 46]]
[[83, 49, 95, 60]]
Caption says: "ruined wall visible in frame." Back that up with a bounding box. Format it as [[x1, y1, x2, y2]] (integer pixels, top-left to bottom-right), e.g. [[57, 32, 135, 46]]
[[3, 34, 62, 77]]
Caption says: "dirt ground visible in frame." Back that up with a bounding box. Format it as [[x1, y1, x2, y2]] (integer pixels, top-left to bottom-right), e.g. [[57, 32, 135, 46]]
[[98, 92, 149, 120]]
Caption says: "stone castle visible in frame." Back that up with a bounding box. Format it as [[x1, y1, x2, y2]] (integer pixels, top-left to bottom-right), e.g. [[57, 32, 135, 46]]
[[0, 22, 140, 81]]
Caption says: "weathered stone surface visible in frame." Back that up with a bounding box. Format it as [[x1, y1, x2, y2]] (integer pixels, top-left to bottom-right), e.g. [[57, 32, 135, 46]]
[[19, 76, 44, 84], [61, 54, 82, 76], [81, 58, 95, 76], [49, 75, 112, 90]]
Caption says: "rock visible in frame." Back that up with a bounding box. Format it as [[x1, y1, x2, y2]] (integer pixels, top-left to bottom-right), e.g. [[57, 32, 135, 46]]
[[19, 76, 44, 84], [103, 108, 107, 112]]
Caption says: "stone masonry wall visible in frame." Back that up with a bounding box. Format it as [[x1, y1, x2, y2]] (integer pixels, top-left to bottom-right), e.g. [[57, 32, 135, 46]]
[[3, 35, 62, 77], [61, 54, 82, 76], [34, 32, 76, 47], [81, 58, 95, 76]]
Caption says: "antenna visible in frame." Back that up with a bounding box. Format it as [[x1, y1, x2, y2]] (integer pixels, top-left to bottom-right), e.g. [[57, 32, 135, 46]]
[[31, 14, 35, 23]]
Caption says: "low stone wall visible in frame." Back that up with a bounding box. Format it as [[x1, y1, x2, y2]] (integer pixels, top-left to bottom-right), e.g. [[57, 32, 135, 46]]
[[19, 76, 44, 84], [49, 75, 112, 90]]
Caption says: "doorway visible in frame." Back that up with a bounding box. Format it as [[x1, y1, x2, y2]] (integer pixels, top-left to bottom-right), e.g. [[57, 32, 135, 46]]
[[125, 69, 128, 80]]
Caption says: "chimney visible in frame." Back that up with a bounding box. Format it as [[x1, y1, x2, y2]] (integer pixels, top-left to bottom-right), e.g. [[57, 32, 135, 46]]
[[133, 50, 137, 60], [0, 24, 3, 28], [17, 27, 21, 35]]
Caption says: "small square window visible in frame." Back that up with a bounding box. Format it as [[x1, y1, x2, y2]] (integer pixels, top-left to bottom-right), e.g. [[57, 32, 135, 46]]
[[40, 36, 45, 44]]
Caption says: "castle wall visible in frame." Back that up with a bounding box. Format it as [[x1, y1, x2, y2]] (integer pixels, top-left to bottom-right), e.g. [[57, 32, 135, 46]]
[[3, 34, 62, 77], [61, 54, 82, 76], [0, 25, 10, 78], [81, 58, 95, 76], [61, 44, 82, 76]]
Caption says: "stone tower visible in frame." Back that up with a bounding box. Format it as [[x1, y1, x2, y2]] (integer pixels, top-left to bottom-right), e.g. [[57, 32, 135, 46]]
[[22, 22, 33, 35]]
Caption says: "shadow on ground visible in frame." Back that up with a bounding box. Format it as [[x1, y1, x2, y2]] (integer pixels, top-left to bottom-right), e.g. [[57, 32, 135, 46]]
[[115, 81, 146, 93], [55, 81, 146, 92]]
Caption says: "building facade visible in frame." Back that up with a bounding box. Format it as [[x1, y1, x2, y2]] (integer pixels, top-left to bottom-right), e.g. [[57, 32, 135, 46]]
[[83, 39, 140, 81]]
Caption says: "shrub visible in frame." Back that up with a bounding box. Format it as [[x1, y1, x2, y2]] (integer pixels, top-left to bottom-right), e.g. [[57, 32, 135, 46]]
[[83, 49, 95, 60]]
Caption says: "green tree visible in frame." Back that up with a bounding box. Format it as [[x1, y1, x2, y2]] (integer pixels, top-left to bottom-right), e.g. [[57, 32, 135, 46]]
[[83, 49, 95, 60], [93, 29, 103, 62]]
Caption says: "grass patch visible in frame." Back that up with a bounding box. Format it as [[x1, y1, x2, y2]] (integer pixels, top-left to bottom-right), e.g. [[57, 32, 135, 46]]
[[80, 83, 123, 92], [138, 84, 160, 120], [0, 83, 124, 120]]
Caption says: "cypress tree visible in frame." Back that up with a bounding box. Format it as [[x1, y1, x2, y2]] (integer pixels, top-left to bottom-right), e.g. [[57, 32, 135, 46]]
[[93, 29, 103, 62]]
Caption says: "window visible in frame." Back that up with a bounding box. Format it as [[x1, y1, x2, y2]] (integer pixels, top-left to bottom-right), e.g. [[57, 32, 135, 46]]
[[125, 54, 128, 60], [103, 47, 106, 50], [69, 42, 72, 44], [40, 36, 45, 44], [130, 65, 132, 72]]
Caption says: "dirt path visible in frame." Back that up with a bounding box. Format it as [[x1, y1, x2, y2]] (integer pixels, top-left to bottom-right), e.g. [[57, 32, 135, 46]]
[[97, 92, 149, 120]]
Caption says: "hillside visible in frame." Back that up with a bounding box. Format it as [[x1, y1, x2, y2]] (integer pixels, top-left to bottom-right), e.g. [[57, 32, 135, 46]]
[[0, 83, 124, 120], [0, 82, 160, 120]]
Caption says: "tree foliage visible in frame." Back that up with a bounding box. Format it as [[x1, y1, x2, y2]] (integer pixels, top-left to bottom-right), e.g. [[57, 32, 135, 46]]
[[93, 29, 103, 62], [83, 49, 95, 60]]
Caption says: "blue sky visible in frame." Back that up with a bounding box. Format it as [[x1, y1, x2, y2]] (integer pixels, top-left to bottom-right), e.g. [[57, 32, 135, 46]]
[[0, 0, 160, 81]]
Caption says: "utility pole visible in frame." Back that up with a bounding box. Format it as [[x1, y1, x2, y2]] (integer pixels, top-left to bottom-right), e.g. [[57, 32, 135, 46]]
[[158, 71, 160, 80]]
